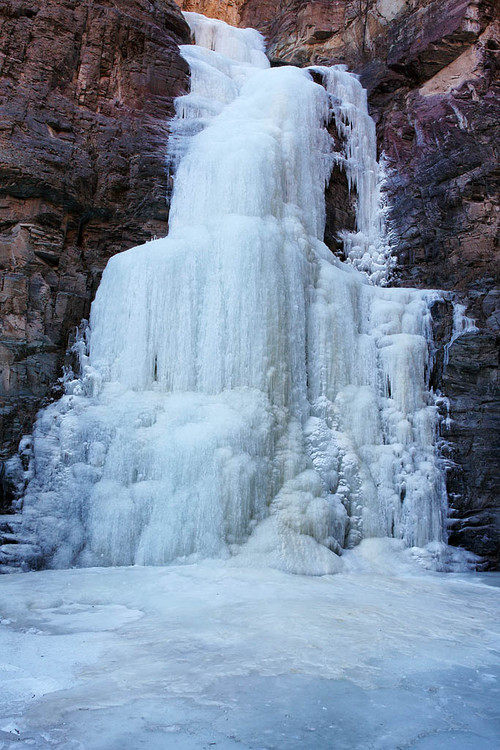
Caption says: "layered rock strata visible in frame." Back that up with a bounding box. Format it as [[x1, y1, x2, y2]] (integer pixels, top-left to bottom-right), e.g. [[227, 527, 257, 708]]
[[0, 0, 190, 507]]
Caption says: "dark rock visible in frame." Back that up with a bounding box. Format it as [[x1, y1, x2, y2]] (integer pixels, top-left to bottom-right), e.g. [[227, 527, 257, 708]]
[[0, 0, 190, 463], [440, 330, 499, 564]]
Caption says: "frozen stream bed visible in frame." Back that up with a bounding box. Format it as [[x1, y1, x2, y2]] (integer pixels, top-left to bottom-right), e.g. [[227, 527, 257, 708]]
[[0, 549, 499, 749]]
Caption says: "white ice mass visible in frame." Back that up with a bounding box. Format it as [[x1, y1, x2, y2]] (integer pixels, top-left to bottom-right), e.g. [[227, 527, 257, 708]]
[[17, 13, 452, 573]]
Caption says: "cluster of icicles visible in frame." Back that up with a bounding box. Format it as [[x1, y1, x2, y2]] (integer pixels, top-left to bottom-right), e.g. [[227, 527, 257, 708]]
[[19, 12, 451, 574]]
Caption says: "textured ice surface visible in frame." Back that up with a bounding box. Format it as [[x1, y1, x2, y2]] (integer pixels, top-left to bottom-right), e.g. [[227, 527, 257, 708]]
[[0, 558, 498, 749], [19, 13, 452, 574], [443, 301, 479, 365]]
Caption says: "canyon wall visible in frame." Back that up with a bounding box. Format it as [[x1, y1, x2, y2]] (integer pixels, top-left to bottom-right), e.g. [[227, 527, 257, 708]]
[[0, 0, 190, 506], [0, 0, 497, 563]]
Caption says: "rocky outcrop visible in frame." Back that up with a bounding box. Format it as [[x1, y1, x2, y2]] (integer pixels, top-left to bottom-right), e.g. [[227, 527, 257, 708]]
[[427, 295, 498, 564], [0, 0, 190, 505], [179, 0, 246, 26], [441, 326, 498, 562]]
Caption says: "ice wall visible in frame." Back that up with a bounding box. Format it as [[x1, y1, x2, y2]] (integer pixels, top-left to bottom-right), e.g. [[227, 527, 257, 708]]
[[19, 13, 448, 574]]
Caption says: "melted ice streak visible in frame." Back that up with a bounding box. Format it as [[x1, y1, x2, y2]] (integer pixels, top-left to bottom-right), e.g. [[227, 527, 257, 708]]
[[21, 13, 447, 574]]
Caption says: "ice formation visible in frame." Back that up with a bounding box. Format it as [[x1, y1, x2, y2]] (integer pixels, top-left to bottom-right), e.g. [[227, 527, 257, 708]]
[[443, 301, 478, 365], [18, 12, 449, 574]]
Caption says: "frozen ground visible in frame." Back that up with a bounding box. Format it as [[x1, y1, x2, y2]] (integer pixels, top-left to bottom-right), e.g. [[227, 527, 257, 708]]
[[0, 547, 499, 749]]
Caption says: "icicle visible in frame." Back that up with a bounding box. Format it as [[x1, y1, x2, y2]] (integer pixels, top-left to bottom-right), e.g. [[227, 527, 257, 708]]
[[443, 302, 478, 365]]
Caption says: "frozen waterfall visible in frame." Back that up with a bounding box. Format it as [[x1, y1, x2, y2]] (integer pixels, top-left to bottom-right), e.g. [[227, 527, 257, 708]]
[[18, 12, 448, 574]]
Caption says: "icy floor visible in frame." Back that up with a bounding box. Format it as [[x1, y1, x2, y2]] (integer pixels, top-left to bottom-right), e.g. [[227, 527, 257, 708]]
[[0, 551, 499, 749]]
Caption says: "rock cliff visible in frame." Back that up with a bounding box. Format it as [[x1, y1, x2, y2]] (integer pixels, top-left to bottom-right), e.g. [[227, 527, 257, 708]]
[[0, 0, 190, 505]]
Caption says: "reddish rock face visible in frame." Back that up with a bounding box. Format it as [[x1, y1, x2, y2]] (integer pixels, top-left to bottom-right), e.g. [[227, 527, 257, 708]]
[[179, 0, 247, 26], [0, 0, 190, 487]]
